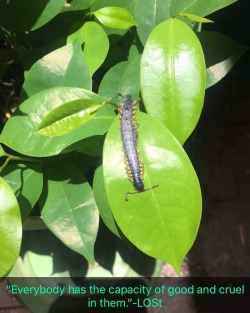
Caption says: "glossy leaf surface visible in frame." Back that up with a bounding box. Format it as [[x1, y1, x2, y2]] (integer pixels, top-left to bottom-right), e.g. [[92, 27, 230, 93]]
[[92, 6, 136, 29], [141, 19, 206, 144], [40, 163, 99, 264], [37, 98, 106, 136], [0, 177, 22, 277], [22, 42, 91, 99], [0, 87, 115, 157], [103, 113, 202, 273]]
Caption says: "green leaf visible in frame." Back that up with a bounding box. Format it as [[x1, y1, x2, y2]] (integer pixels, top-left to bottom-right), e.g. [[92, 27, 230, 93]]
[[40, 163, 99, 264], [91, 6, 136, 29], [118, 55, 141, 100], [67, 22, 109, 76], [90, 0, 135, 36], [176, 13, 213, 23], [103, 113, 202, 274], [197, 31, 248, 88], [134, 0, 171, 46], [0, 177, 22, 277], [0, 0, 66, 31], [93, 162, 121, 239], [141, 19, 206, 144], [0, 87, 115, 157], [36, 98, 106, 137], [22, 41, 91, 99], [98, 61, 129, 100], [170, 0, 237, 17], [2, 164, 43, 222], [98, 56, 141, 102]]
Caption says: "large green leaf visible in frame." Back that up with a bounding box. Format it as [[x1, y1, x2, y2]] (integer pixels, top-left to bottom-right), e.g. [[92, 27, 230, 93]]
[[0, 177, 22, 277], [91, 7, 136, 29], [103, 113, 201, 273], [40, 163, 99, 264], [0, 0, 66, 31], [197, 31, 248, 88], [170, 0, 237, 17], [141, 18, 206, 144], [22, 41, 91, 99], [134, 0, 171, 46], [2, 164, 43, 222], [67, 22, 109, 76], [0, 87, 115, 157]]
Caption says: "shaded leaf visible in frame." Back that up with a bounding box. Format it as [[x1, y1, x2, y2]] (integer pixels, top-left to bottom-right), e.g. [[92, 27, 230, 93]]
[[197, 31, 248, 88], [0, 0, 66, 31], [2, 164, 43, 222], [93, 162, 121, 239]]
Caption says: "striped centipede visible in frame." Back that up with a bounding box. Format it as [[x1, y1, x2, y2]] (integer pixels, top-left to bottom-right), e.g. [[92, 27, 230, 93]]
[[116, 93, 158, 201]]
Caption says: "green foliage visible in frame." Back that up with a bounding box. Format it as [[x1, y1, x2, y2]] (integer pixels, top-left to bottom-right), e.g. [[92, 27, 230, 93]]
[[0, 0, 246, 277], [0, 177, 22, 277]]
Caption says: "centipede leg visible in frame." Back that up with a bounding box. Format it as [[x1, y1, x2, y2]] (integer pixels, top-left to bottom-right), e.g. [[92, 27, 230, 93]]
[[125, 184, 159, 201]]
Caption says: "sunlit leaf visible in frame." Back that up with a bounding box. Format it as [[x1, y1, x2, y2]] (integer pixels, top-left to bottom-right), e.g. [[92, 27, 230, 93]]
[[0, 177, 22, 277]]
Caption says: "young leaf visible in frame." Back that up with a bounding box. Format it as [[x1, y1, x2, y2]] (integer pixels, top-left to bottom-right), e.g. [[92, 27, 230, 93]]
[[22, 41, 91, 99], [141, 18, 206, 144], [36, 98, 106, 137], [103, 113, 202, 274], [0, 87, 115, 157], [91, 6, 136, 29], [0, 177, 22, 277], [40, 163, 99, 264], [176, 13, 213, 23]]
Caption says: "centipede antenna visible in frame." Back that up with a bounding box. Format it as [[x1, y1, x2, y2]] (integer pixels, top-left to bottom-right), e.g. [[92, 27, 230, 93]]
[[125, 184, 159, 201]]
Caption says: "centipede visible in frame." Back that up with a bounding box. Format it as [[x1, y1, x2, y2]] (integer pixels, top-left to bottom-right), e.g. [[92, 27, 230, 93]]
[[116, 93, 158, 201]]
